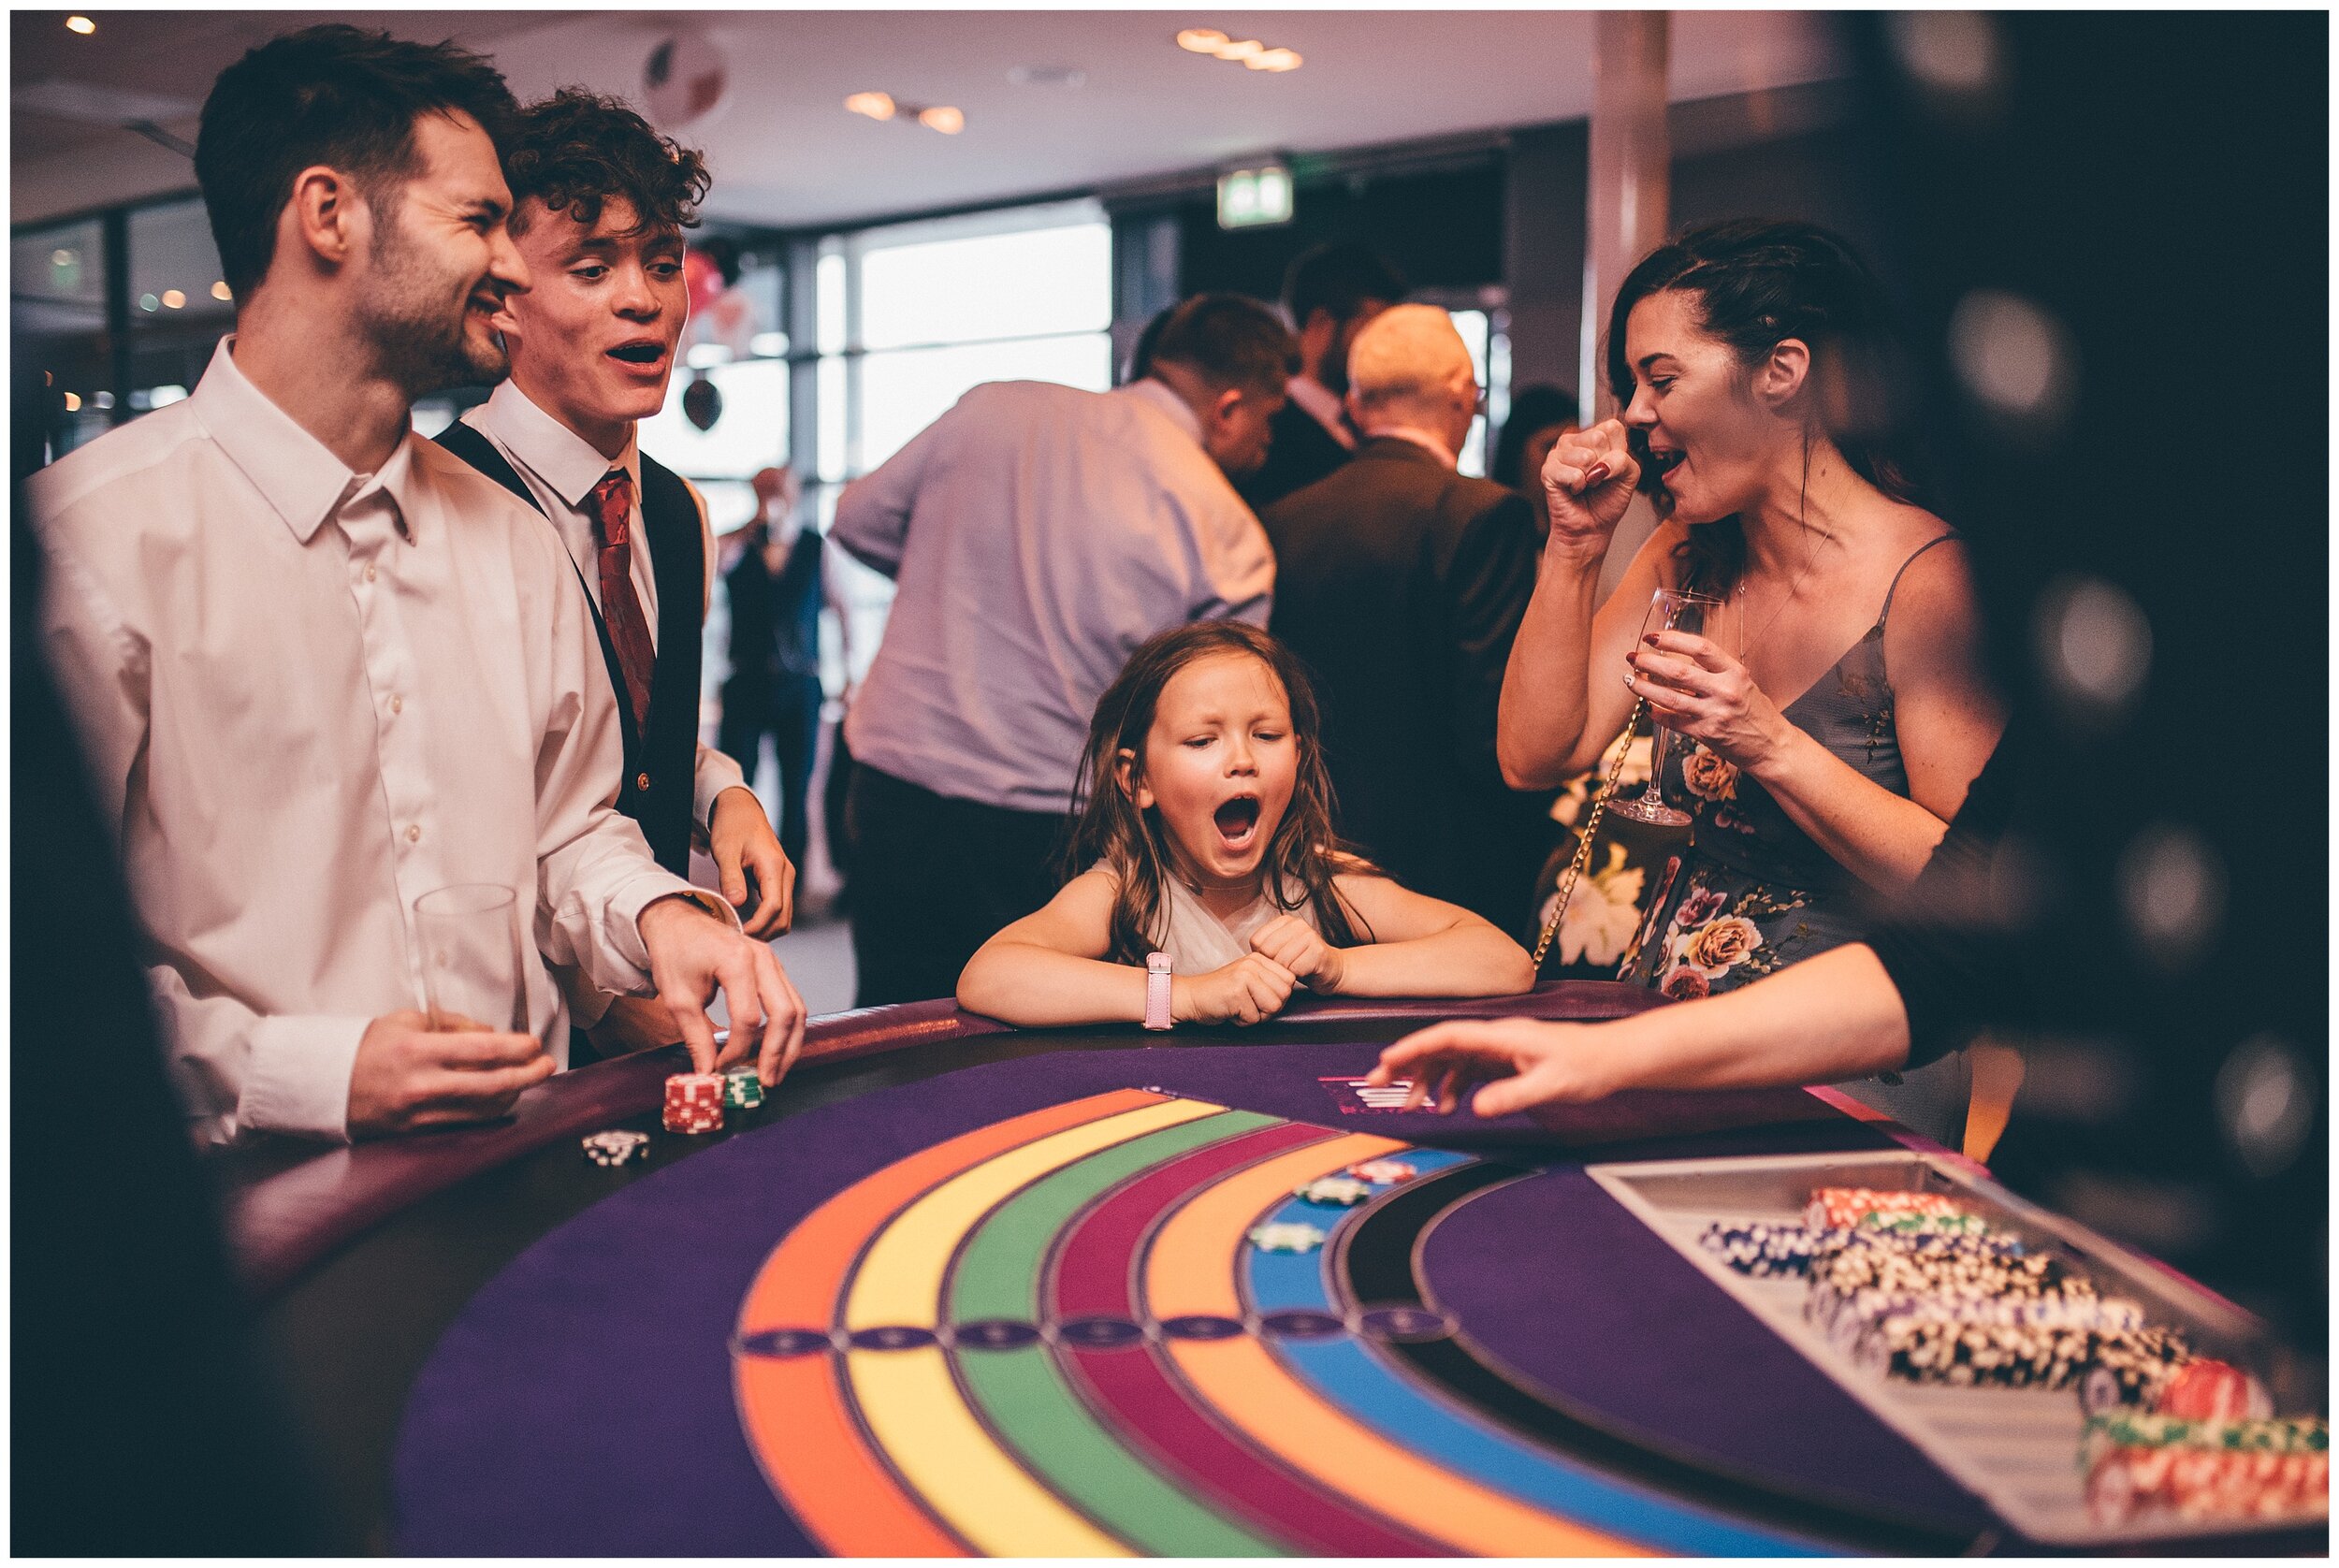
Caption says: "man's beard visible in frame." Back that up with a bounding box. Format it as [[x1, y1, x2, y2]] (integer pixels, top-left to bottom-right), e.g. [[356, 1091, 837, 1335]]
[[357, 197, 510, 398]]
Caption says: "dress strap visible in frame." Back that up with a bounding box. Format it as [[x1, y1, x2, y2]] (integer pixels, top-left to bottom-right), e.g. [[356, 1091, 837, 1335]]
[[1877, 532, 1959, 629]]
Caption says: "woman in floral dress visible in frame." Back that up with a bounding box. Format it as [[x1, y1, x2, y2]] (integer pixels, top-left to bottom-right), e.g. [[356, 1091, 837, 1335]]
[[1495, 220, 2004, 1145]]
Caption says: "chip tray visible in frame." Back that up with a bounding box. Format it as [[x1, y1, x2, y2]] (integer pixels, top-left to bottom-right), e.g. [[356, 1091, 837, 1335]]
[[1587, 1148, 2326, 1546]]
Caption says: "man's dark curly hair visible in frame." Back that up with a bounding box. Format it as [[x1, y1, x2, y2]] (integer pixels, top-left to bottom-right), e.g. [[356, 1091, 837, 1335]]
[[502, 88, 710, 240]]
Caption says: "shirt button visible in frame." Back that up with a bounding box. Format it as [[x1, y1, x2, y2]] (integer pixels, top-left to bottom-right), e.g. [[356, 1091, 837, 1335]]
[[636, 772, 652, 791], [388, 695, 403, 715], [405, 824, 421, 844], [365, 564, 378, 583]]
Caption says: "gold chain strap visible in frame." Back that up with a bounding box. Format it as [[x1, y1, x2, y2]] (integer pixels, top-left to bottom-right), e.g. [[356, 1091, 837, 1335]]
[[1531, 698, 1649, 970]]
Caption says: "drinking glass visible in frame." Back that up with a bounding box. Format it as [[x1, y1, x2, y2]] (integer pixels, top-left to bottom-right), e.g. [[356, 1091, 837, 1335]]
[[415, 884, 528, 1034], [1608, 588, 1727, 828]]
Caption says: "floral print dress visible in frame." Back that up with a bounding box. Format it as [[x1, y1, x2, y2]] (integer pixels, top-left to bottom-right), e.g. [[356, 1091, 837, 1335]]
[[1615, 538, 1973, 1145]]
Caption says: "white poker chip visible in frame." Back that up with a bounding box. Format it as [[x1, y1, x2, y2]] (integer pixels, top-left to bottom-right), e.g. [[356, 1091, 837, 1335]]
[[1248, 1222, 1328, 1255], [1296, 1176, 1373, 1207]]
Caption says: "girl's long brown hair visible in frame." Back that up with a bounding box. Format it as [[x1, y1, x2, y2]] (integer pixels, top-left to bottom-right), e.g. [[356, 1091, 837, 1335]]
[[1062, 621, 1372, 965]]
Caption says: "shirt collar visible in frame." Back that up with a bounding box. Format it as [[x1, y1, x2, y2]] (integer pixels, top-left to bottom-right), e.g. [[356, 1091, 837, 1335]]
[[1359, 423, 1460, 470], [476, 378, 639, 508], [1124, 377, 1204, 447], [1285, 375, 1356, 450], [188, 337, 369, 544]]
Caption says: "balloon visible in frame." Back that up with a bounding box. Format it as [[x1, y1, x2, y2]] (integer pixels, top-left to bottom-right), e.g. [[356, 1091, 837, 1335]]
[[682, 375, 722, 431]]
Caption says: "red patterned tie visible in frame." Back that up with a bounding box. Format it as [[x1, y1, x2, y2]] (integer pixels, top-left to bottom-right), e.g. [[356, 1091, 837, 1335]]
[[588, 469, 657, 733]]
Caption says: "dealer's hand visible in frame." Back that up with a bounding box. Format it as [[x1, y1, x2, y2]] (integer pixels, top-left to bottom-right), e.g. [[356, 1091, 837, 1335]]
[[709, 787, 796, 939], [346, 1009, 555, 1138], [637, 894, 806, 1085], [1540, 417, 1641, 561], [1172, 953, 1297, 1026], [1367, 1018, 1617, 1118], [1248, 914, 1347, 995], [1627, 629, 1791, 773]]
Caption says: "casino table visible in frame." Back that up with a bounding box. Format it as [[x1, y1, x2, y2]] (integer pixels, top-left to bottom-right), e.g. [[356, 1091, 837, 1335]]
[[214, 982, 2324, 1557]]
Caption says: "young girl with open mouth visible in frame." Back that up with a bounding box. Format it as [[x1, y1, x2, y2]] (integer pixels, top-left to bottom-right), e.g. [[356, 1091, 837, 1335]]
[[957, 621, 1534, 1028]]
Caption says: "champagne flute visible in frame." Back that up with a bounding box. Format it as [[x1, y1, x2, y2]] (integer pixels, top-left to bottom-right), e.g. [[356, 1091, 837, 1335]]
[[415, 884, 529, 1034], [1608, 588, 1725, 828]]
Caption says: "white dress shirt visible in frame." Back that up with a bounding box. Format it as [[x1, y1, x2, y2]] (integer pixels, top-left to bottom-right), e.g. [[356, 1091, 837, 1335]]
[[833, 377, 1274, 813], [460, 384, 748, 1028], [33, 339, 719, 1146], [462, 384, 748, 830]]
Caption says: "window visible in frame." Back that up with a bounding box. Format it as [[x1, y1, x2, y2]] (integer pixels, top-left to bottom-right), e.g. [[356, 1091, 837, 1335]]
[[819, 201, 1114, 474]]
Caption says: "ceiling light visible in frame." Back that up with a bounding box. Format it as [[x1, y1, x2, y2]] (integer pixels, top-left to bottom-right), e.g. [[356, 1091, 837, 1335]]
[[138, 293, 158, 312], [917, 106, 964, 135], [844, 91, 896, 121], [161, 289, 186, 310], [63, 392, 81, 411], [1177, 28, 1228, 53], [1247, 48, 1302, 72], [211, 281, 232, 301], [1213, 38, 1265, 62], [65, 15, 94, 34]]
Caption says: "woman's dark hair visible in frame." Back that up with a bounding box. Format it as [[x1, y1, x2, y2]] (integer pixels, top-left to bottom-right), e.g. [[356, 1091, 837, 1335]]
[[502, 88, 709, 240], [196, 25, 516, 299], [1604, 218, 1922, 590], [1064, 621, 1370, 964], [1489, 384, 1581, 491]]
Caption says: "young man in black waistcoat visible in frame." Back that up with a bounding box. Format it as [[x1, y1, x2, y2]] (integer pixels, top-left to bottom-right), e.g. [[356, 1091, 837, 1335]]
[[439, 89, 794, 1055]]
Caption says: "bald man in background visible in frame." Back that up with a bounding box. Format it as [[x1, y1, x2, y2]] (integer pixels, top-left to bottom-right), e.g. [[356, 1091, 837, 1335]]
[[1262, 304, 1552, 934]]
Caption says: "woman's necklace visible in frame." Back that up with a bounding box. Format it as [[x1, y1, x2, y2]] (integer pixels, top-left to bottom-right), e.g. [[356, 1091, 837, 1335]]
[[1737, 519, 1822, 661]]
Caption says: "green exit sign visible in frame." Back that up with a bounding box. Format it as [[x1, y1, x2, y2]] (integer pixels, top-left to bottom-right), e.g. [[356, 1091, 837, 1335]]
[[1217, 164, 1294, 229]]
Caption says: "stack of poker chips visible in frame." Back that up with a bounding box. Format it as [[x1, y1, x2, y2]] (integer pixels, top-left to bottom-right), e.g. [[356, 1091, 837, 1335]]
[[1806, 1185, 1969, 1231], [721, 1067, 764, 1111], [2082, 1412, 2329, 1526], [1854, 1306, 2187, 1392], [663, 1072, 726, 1136], [581, 1129, 649, 1168], [1806, 1227, 2053, 1332], [2154, 1357, 2274, 1422], [1701, 1220, 1828, 1279]]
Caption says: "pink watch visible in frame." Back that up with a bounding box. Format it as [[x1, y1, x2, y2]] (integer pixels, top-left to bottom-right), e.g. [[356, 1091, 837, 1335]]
[[1143, 951, 1174, 1031]]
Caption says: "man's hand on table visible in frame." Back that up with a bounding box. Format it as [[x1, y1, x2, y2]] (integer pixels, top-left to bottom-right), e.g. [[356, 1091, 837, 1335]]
[[708, 787, 796, 939], [346, 1009, 556, 1139], [639, 893, 806, 1086]]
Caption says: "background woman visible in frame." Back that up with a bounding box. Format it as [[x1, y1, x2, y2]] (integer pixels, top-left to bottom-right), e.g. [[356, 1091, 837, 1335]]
[[1496, 218, 2003, 1143]]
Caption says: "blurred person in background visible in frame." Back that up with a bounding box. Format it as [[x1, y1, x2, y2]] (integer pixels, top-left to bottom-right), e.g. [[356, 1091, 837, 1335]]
[[1489, 383, 1581, 538], [718, 464, 826, 876], [1238, 240, 1408, 511], [1262, 304, 1550, 933], [832, 294, 1292, 1005]]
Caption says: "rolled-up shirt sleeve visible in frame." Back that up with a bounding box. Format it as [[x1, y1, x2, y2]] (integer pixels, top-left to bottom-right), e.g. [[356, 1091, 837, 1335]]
[[833, 414, 943, 578], [530, 540, 739, 997]]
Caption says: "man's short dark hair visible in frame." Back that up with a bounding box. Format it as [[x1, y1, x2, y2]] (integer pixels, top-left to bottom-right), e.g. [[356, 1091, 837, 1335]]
[[1147, 294, 1299, 398], [1283, 241, 1408, 329], [196, 24, 516, 299], [501, 88, 710, 240]]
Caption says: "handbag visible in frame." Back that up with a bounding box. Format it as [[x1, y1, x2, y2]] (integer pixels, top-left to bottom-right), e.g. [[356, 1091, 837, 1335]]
[[1529, 698, 1648, 971]]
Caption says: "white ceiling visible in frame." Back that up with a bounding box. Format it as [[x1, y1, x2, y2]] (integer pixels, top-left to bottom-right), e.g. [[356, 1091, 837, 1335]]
[[12, 9, 1848, 231]]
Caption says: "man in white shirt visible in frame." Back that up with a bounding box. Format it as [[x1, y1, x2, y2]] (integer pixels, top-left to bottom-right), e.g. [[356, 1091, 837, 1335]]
[[1236, 241, 1408, 512], [31, 25, 803, 1146], [832, 293, 1294, 1006], [443, 87, 794, 1057]]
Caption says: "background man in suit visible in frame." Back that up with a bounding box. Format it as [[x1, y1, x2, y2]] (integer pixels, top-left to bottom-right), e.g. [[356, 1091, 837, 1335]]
[[440, 89, 795, 1056], [1263, 303, 1550, 932], [1238, 241, 1407, 512]]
